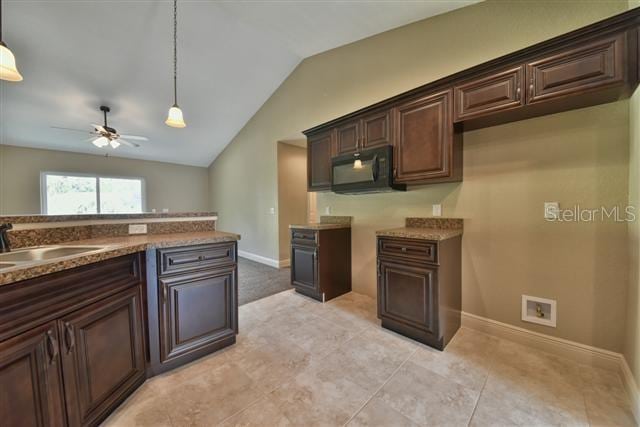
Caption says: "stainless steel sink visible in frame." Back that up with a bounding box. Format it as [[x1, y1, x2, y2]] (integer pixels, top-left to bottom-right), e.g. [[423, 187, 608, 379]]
[[0, 246, 105, 263]]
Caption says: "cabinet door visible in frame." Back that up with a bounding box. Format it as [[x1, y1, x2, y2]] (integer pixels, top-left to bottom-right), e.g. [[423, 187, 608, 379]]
[[159, 267, 237, 363], [0, 322, 66, 427], [291, 244, 318, 294], [454, 66, 524, 121], [362, 109, 392, 149], [394, 90, 454, 183], [335, 120, 360, 155], [378, 260, 437, 334], [60, 288, 145, 426], [526, 33, 625, 104], [307, 130, 333, 191]]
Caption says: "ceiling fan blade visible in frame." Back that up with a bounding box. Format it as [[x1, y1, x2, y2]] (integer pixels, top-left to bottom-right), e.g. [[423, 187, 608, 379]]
[[51, 126, 93, 134], [116, 139, 140, 148], [119, 134, 148, 141], [91, 124, 107, 133]]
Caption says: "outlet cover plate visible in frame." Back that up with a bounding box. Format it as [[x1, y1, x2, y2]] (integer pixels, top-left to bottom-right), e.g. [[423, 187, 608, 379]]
[[128, 224, 148, 235], [522, 294, 556, 327], [432, 204, 442, 217]]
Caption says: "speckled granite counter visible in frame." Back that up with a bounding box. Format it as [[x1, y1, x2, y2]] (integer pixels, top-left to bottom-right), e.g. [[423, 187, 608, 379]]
[[376, 217, 463, 241], [0, 231, 240, 286], [289, 223, 351, 230]]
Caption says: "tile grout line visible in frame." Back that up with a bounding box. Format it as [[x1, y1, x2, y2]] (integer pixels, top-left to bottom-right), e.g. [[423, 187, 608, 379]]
[[342, 346, 420, 427], [465, 368, 490, 426]]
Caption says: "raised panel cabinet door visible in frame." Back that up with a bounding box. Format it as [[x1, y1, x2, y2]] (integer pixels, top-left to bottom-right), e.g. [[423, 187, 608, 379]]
[[454, 66, 525, 121], [60, 287, 145, 427], [335, 120, 360, 155], [378, 260, 437, 334], [0, 322, 66, 427], [526, 33, 625, 104], [394, 90, 453, 183], [291, 244, 318, 294], [159, 267, 237, 363], [307, 130, 333, 191], [362, 109, 393, 149]]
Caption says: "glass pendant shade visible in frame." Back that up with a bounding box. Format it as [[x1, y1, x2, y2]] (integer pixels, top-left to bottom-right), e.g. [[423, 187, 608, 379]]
[[353, 159, 363, 169], [92, 136, 109, 148], [165, 105, 186, 128], [109, 139, 121, 149], [0, 42, 22, 82]]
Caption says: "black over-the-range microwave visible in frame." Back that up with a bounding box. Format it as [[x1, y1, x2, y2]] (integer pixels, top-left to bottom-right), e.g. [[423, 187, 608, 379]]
[[331, 145, 406, 194]]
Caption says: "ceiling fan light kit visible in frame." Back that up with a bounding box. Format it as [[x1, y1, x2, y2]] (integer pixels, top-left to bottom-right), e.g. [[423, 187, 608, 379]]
[[0, 0, 23, 82], [166, 0, 186, 128]]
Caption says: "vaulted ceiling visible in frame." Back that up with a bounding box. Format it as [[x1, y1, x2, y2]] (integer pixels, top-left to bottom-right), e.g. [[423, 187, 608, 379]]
[[0, 0, 476, 167]]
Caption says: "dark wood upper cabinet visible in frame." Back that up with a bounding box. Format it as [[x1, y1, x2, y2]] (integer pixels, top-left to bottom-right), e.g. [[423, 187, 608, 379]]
[[0, 322, 66, 427], [454, 66, 525, 121], [361, 109, 393, 149], [60, 287, 145, 426], [394, 90, 461, 183], [335, 120, 360, 155], [307, 130, 333, 192], [526, 33, 625, 104]]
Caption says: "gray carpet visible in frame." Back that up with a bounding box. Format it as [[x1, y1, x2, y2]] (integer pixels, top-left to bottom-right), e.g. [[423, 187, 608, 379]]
[[238, 257, 292, 305]]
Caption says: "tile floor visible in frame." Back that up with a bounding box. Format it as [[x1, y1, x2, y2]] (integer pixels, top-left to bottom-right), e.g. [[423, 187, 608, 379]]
[[103, 290, 636, 427]]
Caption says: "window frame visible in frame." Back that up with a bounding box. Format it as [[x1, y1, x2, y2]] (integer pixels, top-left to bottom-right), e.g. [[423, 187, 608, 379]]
[[40, 171, 147, 215]]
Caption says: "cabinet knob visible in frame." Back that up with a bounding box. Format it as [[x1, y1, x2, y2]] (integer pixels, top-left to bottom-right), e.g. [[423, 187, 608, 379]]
[[64, 322, 75, 354], [401, 247, 407, 252], [46, 330, 58, 365], [516, 87, 521, 101], [529, 83, 534, 99]]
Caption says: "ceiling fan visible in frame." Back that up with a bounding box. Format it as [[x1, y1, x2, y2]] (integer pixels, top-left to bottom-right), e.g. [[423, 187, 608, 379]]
[[52, 106, 149, 149]]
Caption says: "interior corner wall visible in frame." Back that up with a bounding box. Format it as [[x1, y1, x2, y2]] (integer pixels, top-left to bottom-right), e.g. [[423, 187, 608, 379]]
[[207, 0, 629, 352], [277, 142, 308, 262]]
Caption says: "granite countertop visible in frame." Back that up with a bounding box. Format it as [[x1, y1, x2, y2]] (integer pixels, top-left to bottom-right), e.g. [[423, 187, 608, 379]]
[[289, 223, 351, 230], [0, 230, 240, 286], [376, 227, 463, 241]]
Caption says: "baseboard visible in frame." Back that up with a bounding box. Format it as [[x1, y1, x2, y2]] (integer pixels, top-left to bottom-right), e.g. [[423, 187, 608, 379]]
[[237, 250, 289, 269], [461, 311, 640, 425], [279, 259, 291, 268]]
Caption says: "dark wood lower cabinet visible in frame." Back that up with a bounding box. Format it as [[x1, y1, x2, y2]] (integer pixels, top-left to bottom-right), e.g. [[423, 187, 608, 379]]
[[290, 227, 351, 302], [147, 242, 238, 375], [377, 236, 461, 350], [0, 254, 145, 427], [0, 322, 66, 427], [59, 287, 145, 426]]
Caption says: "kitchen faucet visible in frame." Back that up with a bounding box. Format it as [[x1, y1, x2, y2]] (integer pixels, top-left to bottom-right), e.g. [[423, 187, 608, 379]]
[[0, 224, 12, 253]]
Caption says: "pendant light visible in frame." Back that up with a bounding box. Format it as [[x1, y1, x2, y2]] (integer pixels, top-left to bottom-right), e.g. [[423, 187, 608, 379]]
[[0, 0, 22, 82], [165, 0, 186, 128]]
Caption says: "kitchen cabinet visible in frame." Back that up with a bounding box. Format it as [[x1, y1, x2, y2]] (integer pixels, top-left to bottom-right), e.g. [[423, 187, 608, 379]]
[[0, 322, 66, 427], [335, 120, 360, 155], [526, 33, 625, 104], [147, 242, 238, 375], [377, 236, 461, 350], [454, 66, 525, 121], [361, 109, 393, 150], [394, 90, 461, 184], [0, 254, 146, 426], [307, 129, 334, 192], [59, 287, 145, 426], [290, 227, 351, 302]]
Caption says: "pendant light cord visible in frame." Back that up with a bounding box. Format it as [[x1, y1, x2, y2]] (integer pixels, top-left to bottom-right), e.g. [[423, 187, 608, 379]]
[[172, 0, 178, 107], [0, 0, 4, 42]]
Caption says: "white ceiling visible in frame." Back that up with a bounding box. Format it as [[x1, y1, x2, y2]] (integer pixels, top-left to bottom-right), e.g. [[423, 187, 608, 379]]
[[0, 0, 476, 167]]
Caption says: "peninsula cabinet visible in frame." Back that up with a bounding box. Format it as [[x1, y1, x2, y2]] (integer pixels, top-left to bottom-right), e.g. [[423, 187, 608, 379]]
[[377, 236, 461, 350], [0, 254, 146, 427], [304, 9, 640, 189], [307, 129, 334, 191], [394, 90, 461, 184], [146, 242, 238, 376]]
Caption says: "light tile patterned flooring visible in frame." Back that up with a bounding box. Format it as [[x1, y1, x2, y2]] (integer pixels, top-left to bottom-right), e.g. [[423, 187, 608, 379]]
[[103, 290, 636, 427]]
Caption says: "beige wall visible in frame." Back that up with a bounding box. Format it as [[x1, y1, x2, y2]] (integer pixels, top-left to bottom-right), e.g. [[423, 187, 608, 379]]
[[208, 0, 630, 351], [277, 142, 308, 262], [626, 88, 640, 385], [0, 145, 210, 214]]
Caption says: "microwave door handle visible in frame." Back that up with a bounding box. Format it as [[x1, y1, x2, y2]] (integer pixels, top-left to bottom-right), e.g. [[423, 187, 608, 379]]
[[372, 154, 379, 182]]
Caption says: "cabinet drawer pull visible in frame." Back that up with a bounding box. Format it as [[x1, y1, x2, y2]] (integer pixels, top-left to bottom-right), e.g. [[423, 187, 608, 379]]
[[401, 247, 407, 252], [46, 330, 58, 364], [516, 86, 521, 101], [64, 322, 75, 354], [529, 83, 534, 98], [162, 285, 168, 302]]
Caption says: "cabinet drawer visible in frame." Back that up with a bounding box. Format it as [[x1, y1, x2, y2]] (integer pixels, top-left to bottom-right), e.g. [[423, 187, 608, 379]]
[[291, 229, 318, 246], [159, 243, 236, 276], [526, 33, 625, 104], [378, 238, 437, 263], [454, 66, 524, 121]]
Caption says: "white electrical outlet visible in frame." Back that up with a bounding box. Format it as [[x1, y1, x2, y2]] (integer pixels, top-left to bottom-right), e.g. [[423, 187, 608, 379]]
[[522, 295, 556, 327], [432, 204, 442, 217], [269, 207, 275, 214], [128, 224, 148, 235], [162, 208, 169, 213], [325, 206, 331, 215], [544, 202, 559, 220]]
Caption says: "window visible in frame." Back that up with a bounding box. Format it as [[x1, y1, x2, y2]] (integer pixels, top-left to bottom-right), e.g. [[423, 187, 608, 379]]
[[41, 172, 145, 215]]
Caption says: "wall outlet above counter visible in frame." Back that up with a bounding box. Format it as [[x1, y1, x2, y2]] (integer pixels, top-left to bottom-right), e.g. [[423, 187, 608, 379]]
[[129, 224, 148, 234]]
